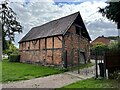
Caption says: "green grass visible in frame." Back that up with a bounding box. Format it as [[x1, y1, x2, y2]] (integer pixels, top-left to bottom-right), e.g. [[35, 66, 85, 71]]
[[1, 59, 64, 83], [63, 78, 120, 88], [1, 58, 95, 83]]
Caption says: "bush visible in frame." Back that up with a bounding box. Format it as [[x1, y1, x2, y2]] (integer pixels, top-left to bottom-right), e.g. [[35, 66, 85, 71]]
[[9, 54, 20, 62], [109, 70, 120, 83]]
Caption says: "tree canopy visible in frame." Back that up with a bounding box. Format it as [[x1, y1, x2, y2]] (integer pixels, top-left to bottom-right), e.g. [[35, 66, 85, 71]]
[[0, 1, 22, 50], [99, 2, 120, 28]]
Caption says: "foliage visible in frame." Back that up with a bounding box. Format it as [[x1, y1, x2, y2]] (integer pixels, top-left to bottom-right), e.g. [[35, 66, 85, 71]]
[[9, 54, 20, 62], [91, 43, 109, 55], [63, 78, 119, 88], [108, 42, 119, 51], [0, 1, 22, 50], [98, 2, 120, 47], [98, 2, 120, 24], [1, 59, 64, 83], [3, 40, 19, 56]]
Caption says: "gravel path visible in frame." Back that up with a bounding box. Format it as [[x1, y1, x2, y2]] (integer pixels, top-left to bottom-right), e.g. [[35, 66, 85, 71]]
[[2, 66, 95, 88]]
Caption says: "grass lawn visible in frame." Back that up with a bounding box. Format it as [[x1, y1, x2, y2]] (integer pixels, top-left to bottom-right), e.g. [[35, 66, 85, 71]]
[[1, 58, 64, 83], [63, 78, 120, 88], [1, 58, 94, 83]]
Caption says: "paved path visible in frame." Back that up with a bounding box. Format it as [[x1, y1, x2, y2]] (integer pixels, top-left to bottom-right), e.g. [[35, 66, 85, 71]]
[[2, 66, 95, 88]]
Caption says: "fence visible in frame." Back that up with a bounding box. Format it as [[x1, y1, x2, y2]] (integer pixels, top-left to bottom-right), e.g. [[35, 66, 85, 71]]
[[104, 51, 120, 73]]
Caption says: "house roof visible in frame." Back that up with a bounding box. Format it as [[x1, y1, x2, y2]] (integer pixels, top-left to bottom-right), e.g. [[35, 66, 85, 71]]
[[19, 12, 91, 43], [91, 35, 110, 45]]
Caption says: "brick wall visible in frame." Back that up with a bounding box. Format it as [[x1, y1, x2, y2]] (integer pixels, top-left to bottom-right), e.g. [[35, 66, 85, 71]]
[[64, 25, 90, 66], [91, 36, 110, 46], [20, 36, 62, 66]]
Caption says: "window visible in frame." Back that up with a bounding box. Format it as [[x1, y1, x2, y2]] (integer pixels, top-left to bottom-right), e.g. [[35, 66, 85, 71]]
[[76, 26, 80, 35]]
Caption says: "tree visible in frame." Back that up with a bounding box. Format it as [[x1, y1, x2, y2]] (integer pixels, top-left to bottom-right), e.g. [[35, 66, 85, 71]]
[[0, 1, 22, 50], [90, 43, 109, 55], [3, 40, 19, 56], [98, 2, 120, 47]]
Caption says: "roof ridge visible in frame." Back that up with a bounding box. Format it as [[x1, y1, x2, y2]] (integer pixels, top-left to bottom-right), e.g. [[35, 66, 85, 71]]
[[32, 12, 80, 30]]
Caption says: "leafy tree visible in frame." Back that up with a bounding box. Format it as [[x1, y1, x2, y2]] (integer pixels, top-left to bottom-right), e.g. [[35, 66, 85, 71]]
[[0, 1, 22, 50], [98, 2, 120, 47], [3, 40, 19, 56], [99, 2, 120, 24], [108, 42, 119, 51], [91, 43, 109, 55]]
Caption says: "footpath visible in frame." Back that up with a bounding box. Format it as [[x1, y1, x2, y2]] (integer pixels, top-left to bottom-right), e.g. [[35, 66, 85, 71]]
[[2, 66, 95, 88]]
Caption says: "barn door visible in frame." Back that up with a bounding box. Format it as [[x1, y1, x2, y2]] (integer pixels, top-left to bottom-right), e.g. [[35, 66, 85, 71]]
[[64, 50, 67, 68], [80, 52, 86, 64]]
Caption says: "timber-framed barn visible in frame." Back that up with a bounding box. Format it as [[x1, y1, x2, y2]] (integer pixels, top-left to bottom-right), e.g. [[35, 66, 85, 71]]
[[19, 12, 91, 68]]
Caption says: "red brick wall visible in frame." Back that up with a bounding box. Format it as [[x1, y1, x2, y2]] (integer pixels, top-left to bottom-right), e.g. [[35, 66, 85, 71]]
[[64, 25, 90, 66], [20, 36, 62, 66], [91, 36, 110, 46]]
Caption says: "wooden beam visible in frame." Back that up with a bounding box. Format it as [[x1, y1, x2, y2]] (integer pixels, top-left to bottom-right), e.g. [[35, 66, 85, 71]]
[[78, 33, 81, 74], [20, 48, 62, 51], [52, 37, 54, 64], [29, 41, 30, 50], [39, 39, 41, 50], [57, 36, 62, 42], [62, 36, 65, 67], [70, 33, 74, 66], [45, 38, 47, 64], [39, 39, 41, 61], [32, 40, 37, 45], [25, 42, 26, 50], [95, 52, 98, 79]]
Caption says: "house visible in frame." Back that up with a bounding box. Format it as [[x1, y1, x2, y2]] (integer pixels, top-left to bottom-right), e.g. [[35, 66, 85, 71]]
[[19, 12, 91, 68], [91, 35, 110, 46], [91, 35, 118, 46]]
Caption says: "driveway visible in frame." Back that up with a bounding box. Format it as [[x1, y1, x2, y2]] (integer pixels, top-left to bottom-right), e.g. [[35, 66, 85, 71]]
[[2, 66, 95, 88]]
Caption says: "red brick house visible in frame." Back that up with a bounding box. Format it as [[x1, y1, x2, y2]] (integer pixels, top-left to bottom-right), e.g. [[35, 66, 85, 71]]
[[91, 35, 110, 46], [91, 35, 118, 46], [19, 12, 91, 68]]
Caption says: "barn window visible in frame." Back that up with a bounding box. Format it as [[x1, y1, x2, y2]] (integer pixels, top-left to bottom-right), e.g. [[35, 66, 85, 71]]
[[76, 26, 80, 35]]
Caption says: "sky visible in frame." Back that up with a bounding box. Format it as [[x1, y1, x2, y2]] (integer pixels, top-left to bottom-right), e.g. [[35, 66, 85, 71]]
[[0, 0, 118, 47]]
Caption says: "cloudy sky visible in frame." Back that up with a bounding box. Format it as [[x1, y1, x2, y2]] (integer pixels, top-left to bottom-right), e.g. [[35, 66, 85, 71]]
[[1, 0, 118, 47]]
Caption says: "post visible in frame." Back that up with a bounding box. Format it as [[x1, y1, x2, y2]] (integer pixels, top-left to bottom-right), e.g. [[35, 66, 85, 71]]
[[62, 36, 65, 67], [44, 38, 47, 64], [78, 50, 80, 74], [70, 33, 74, 66], [0, 22, 2, 61], [95, 52, 98, 79], [39, 39, 41, 61], [104, 52, 106, 78], [65, 50, 67, 68], [117, 22, 120, 48], [78, 35, 81, 74], [52, 37, 54, 65]]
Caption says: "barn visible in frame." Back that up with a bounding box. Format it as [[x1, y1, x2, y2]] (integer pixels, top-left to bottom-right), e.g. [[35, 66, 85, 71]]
[[19, 12, 91, 68]]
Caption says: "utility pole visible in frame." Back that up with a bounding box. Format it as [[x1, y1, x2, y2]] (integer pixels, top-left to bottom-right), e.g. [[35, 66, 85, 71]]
[[117, 22, 120, 48]]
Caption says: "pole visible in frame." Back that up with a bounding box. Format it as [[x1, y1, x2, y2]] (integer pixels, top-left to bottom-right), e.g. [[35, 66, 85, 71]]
[[95, 52, 98, 79], [117, 22, 120, 48]]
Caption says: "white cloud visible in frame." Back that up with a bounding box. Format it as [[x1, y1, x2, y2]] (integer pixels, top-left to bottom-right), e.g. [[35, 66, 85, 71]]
[[7, 1, 118, 48]]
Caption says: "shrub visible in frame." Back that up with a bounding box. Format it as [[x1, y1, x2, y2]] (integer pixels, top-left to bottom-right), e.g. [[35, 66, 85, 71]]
[[109, 70, 120, 83], [9, 54, 20, 62]]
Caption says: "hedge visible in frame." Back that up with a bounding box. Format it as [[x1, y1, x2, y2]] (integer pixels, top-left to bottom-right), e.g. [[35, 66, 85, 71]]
[[9, 54, 20, 62]]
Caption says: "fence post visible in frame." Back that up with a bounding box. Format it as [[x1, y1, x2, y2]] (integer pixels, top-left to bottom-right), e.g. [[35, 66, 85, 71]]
[[95, 52, 98, 79]]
